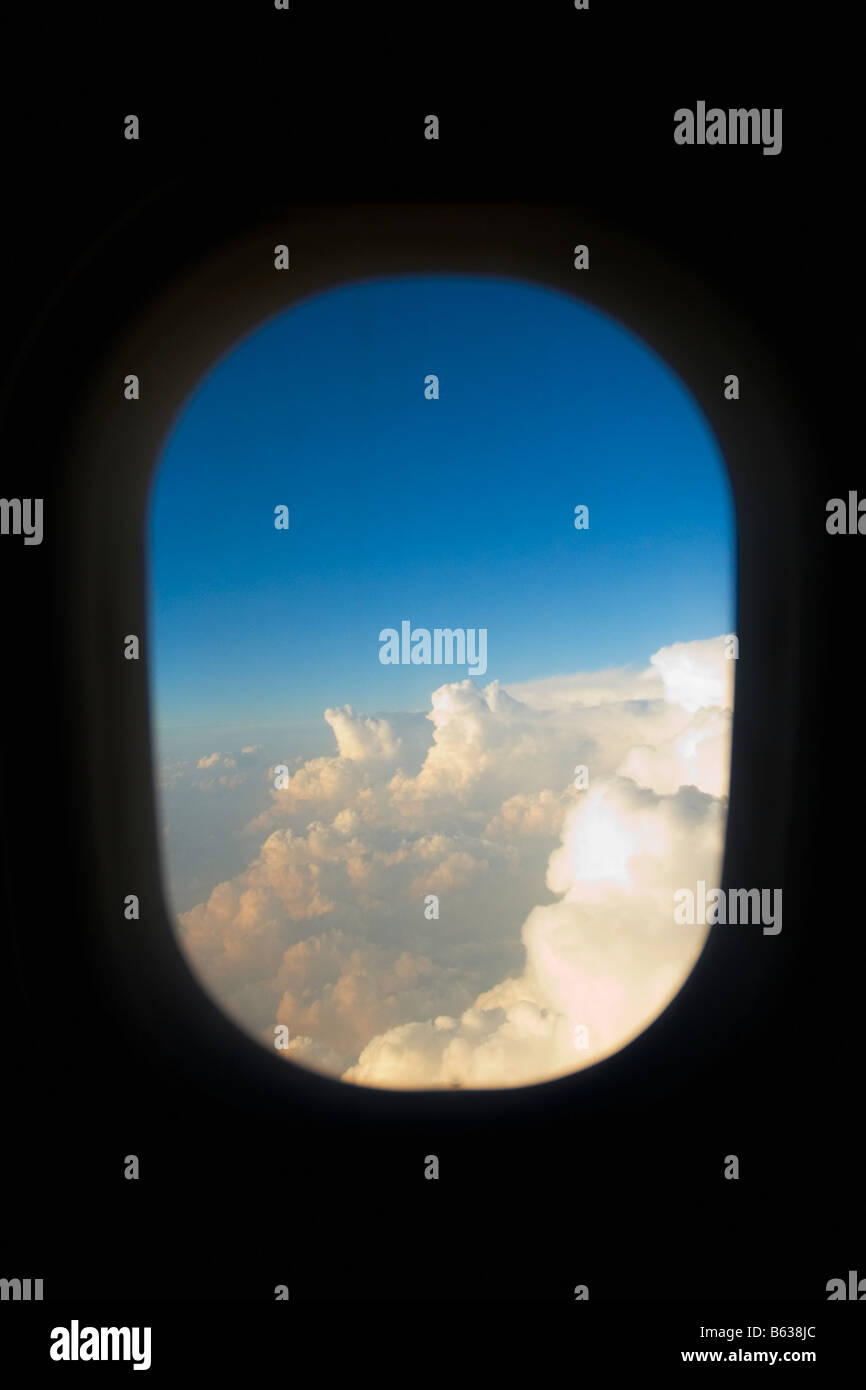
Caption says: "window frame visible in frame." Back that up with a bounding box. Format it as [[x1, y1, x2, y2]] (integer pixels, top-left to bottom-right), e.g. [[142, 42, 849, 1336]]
[[52, 200, 806, 1110]]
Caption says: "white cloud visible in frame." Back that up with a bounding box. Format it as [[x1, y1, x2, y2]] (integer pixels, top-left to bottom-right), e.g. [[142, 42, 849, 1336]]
[[344, 778, 723, 1088], [168, 636, 735, 1088], [506, 664, 664, 710], [649, 636, 735, 714]]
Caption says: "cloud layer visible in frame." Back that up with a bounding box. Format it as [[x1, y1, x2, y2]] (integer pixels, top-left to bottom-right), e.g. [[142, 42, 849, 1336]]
[[167, 636, 735, 1088]]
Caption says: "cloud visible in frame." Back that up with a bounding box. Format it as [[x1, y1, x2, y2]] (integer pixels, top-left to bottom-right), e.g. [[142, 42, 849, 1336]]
[[649, 636, 735, 714], [344, 778, 723, 1088], [168, 636, 735, 1087], [484, 789, 567, 840], [505, 664, 664, 710], [617, 704, 733, 799], [190, 750, 249, 782]]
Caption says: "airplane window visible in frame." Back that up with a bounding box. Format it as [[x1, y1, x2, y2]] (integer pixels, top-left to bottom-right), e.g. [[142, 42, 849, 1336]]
[[147, 273, 736, 1089]]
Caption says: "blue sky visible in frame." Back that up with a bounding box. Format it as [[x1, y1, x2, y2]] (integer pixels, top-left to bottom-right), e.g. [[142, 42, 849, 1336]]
[[147, 274, 735, 754]]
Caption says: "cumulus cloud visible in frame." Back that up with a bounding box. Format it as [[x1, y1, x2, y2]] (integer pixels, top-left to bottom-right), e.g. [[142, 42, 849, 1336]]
[[168, 636, 735, 1087], [506, 664, 664, 710], [189, 750, 251, 782], [649, 635, 736, 714], [344, 779, 723, 1088]]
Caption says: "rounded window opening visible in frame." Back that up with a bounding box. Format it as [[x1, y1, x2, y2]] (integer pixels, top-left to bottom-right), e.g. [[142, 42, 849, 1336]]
[[147, 273, 736, 1090]]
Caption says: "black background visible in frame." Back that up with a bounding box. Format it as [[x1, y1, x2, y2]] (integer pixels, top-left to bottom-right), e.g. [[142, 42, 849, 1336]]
[[0, 0, 861, 1366]]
